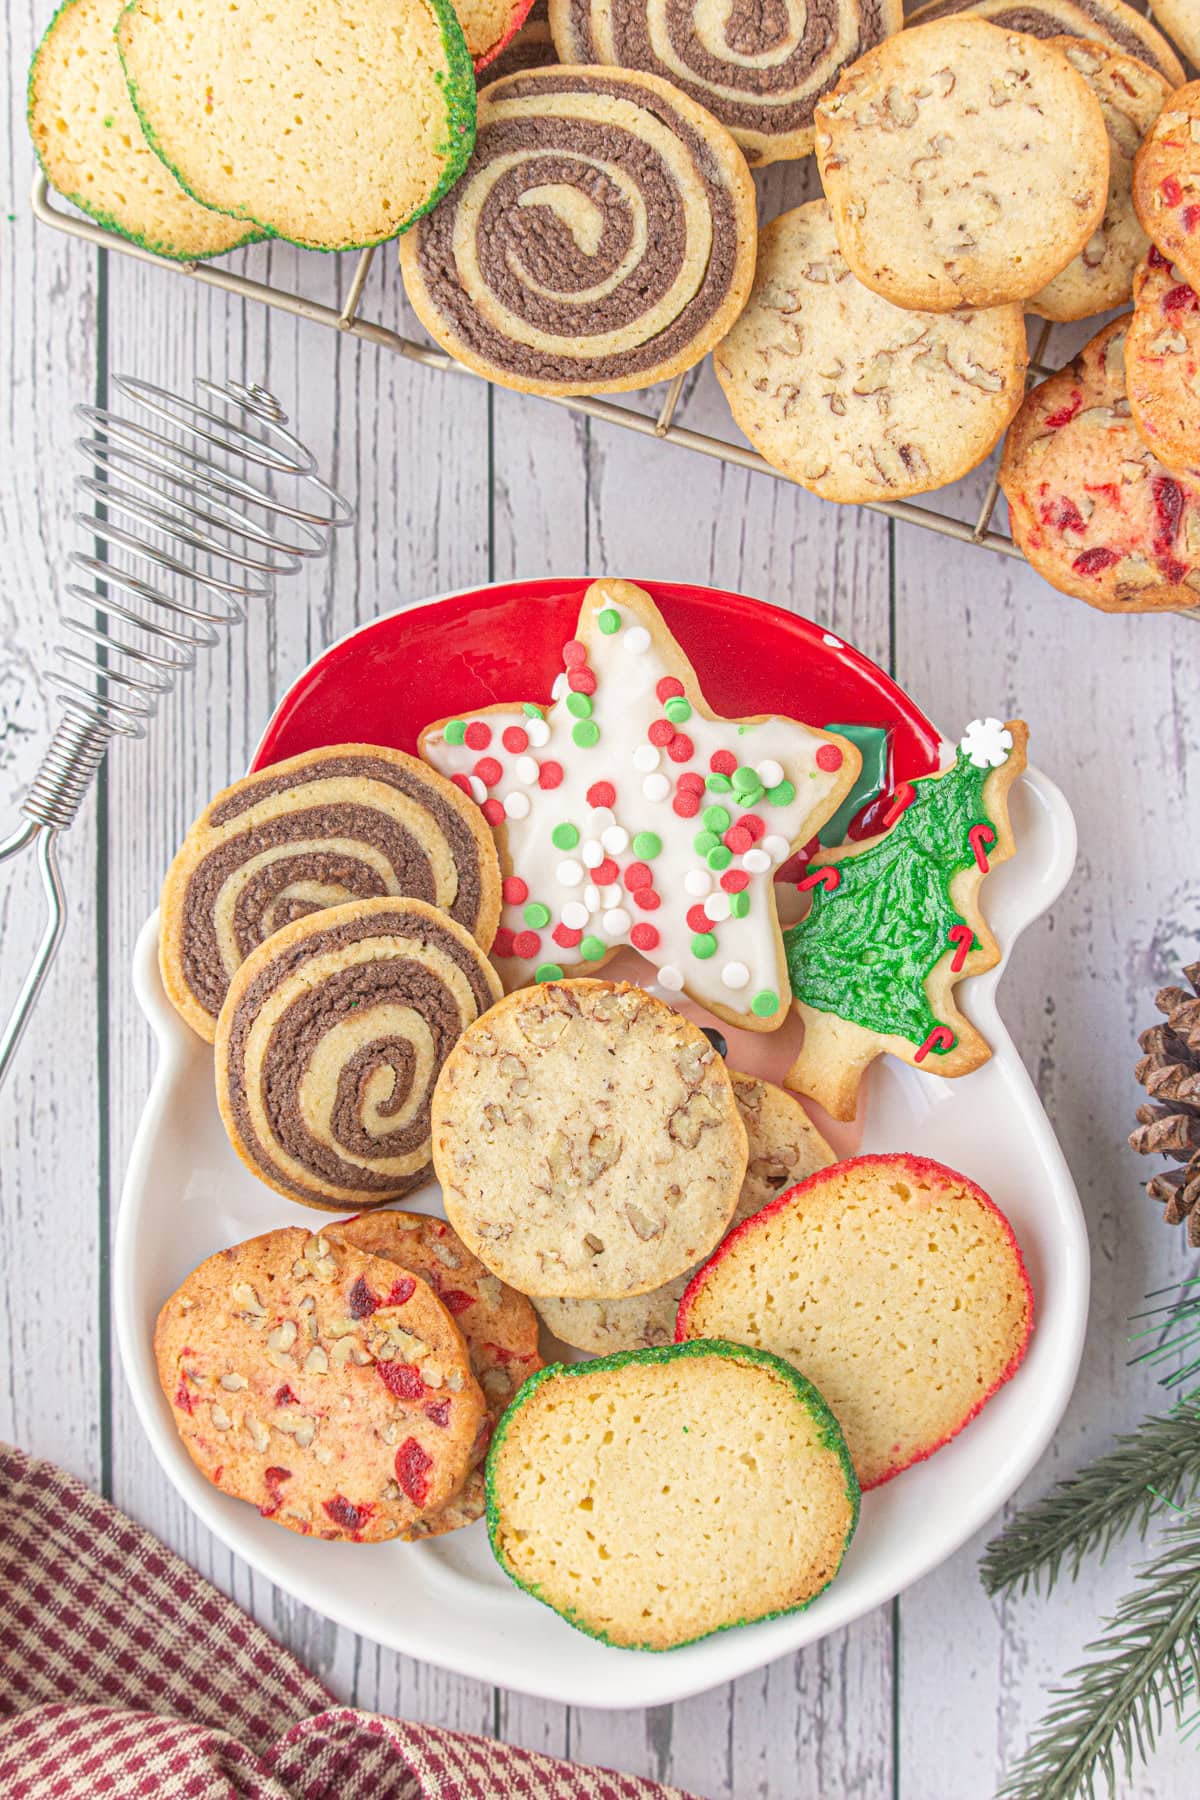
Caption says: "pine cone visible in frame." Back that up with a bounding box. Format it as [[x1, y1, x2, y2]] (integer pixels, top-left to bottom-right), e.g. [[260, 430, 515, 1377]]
[[1130, 962, 1200, 1246]]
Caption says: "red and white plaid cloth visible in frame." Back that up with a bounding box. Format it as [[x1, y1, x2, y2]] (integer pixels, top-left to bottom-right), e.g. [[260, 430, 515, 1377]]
[[0, 1445, 698, 1800]]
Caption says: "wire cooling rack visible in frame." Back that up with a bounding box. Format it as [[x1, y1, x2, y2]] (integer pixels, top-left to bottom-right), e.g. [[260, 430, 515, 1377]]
[[32, 170, 1053, 561]]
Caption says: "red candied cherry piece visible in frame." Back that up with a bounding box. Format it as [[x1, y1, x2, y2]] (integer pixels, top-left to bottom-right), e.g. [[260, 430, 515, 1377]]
[[481, 799, 505, 826], [424, 1401, 451, 1428], [173, 1381, 195, 1414], [673, 791, 701, 818], [501, 726, 529, 754], [1185, 205, 1200, 232], [815, 743, 843, 772], [587, 781, 616, 807], [686, 904, 711, 933], [1153, 474, 1184, 547], [568, 666, 597, 695], [385, 1277, 416, 1306], [633, 888, 661, 911], [623, 861, 653, 890], [1164, 284, 1198, 313], [450, 774, 472, 798], [553, 923, 583, 949], [348, 1276, 378, 1319], [538, 761, 563, 790], [1149, 244, 1172, 270], [1162, 174, 1184, 207], [591, 858, 619, 886], [323, 1495, 374, 1533], [1043, 496, 1085, 532], [395, 1438, 433, 1508], [473, 757, 503, 786], [378, 1361, 426, 1401], [724, 826, 753, 854], [274, 1385, 298, 1407], [656, 676, 685, 702], [709, 750, 736, 775], [562, 639, 587, 666], [1044, 392, 1082, 430], [260, 1466, 292, 1517], [667, 734, 694, 763], [491, 927, 516, 959], [720, 869, 750, 893], [630, 923, 660, 952], [463, 722, 492, 751], [648, 718, 675, 747], [502, 875, 529, 905], [439, 1288, 476, 1315], [1072, 546, 1120, 575], [512, 930, 541, 958]]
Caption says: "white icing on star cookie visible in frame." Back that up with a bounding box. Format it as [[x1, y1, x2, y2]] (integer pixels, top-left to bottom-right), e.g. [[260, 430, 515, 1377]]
[[418, 579, 861, 1031], [959, 717, 1015, 769]]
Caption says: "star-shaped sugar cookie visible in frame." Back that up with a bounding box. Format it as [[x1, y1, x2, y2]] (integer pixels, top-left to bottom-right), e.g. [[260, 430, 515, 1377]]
[[418, 579, 860, 1031]]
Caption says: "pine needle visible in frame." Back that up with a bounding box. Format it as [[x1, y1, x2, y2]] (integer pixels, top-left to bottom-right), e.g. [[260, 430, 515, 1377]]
[[980, 1397, 1200, 1597], [998, 1511, 1200, 1800]]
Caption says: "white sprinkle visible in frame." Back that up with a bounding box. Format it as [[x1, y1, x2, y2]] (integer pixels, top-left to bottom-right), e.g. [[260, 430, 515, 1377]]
[[599, 883, 621, 908], [503, 792, 530, 820], [762, 835, 791, 862], [551, 673, 568, 700], [525, 717, 551, 748], [703, 892, 731, 922], [643, 773, 670, 802], [603, 907, 631, 936], [633, 744, 660, 772], [683, 869, 712, 897], [562, 901, 589, 930], [756, 759, 784, 788], [657, 964, 685, 991], [583, 884, 602, 913], [589, 806, 616, 831], [468, 776, 487, 803], [515, 755, 539, 784], [601, 825, 629, 855], [742, 848, 771, 874], [556, 859, 584, 887], [581, 839, 605, 869], [721, 961, 750, 990], [624, 626, 651, 655]]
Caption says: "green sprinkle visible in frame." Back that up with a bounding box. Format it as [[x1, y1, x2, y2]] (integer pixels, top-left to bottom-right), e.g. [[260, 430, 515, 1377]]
[[732, 766, 758, 794], [632, 831, 662, 859], [707, 846, 733, 872], [738, 782, 764, 808], [572, 720, 600, 748], [731, 891, 750, 919], [580, 935, 607, 961], [444, 719, 466, 746], [551, 823, 579, 851], [566, 691, 593, 719], [693, 830, 720, 855], [523, 703, 545, 719], [535, 962, 564, 983], [702, 804, 730, 832], [664, 696, 692, 724], [767, 779, 795, 807], [524, 902, 551, 928], [706, 773, 733, 793], [102, 115, 114, 129], [751, 989, 781, 1018], [598, 608, 621, 634], [691, 933, 717, 960]]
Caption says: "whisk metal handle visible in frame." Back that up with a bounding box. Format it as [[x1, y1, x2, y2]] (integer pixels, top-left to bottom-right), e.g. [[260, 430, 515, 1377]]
[[0, 821, 66, 1090]]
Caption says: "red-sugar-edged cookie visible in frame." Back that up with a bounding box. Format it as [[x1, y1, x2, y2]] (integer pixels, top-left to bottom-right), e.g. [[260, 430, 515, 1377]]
[[459, 0, 534, 67], [676, 1153, 1034, 1489]]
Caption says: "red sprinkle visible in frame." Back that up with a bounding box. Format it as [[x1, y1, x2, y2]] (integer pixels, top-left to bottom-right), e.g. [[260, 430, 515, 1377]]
[[463, 722, 492, 751], [538, 761, 564, 790], [553, 923, 583, 949], [591, 858, 619, 886], [1162, 174, 1184, 207], [648, 718, 675, 747], [948, 922, 975, 973], [655, 677, 684, 702], [740, 814, 765, 841], [378, 1362, 426, 1401], [395, 1439, 433, 1508], [630, 923, 660, 951], [1071, 546, 1120, 576], [424, 1401, 451, 1428], [348, 1276, 379, 1319], [667, 734, 694, 763], [512, 930, 541, 959], [587, 781, 616, 807], [440, 1288, 476, 1315], [385, 1278, 416, 1307], [673, 792, 702, 818], [1044, 391, 1082, 430], [633, 888, 661, 911], [677, 772, 706, 794], [323, 1495, 374, 1534], [915, 1026, 957, 1063], [502, 875, 529, 905], [724, 826, 753, 854], [797, 867, 840, 894], [623, 861, 653, 890], [481, 799, 505, 827], [720, 870, 750, 893], [568, 666, 597, 695], [501, 726, 529, 754], [882, 782, 916, 828], [709, 750, 737, 775], [562, 639, 587, 666], [968, 823, 996, 872], [686, 904, 712, 933], [491, 927, 515, 958], [450, 774, 472, 798], [815, 744, 843, 772]]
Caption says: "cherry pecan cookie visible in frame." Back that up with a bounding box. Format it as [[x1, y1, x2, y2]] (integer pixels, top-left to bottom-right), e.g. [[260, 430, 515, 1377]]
[[1134, 82, 1200, 293], [814, 19, 1110, 311], [905, 0, 1185, 86], [1126, 247, 1200, 474], [155, 1227, 486, 1541], [432, 980, 748, 1299], [1000, 316, 1200, 612], [328, 1210, 541, 1535]]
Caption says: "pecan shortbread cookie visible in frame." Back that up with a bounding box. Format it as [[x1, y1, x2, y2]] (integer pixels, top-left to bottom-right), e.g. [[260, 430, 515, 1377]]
[[1126, 245, 1200, 472], [1147, 0, 1200, 73], [155, 1227, 486, 1541], [1028, 41, 1172, 323], [432, 980, 748, 1299], [1000, 316, 1200, 612], [714, 201, 1027, 503], [536, 1071, 834, 1353], [814, 19, 1110, 310], [1134, 82, 1200, 295], [329, 1209, 541, 1534]]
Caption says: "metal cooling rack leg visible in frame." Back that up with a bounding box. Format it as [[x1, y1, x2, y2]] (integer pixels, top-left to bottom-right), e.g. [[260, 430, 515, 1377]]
[[0, 821, 65, 1089]]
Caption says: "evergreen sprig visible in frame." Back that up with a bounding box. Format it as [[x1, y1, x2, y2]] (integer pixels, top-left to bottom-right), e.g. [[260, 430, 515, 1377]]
[[980, 1396, 1200, 1597], [997, 1510, 1200, 1800]]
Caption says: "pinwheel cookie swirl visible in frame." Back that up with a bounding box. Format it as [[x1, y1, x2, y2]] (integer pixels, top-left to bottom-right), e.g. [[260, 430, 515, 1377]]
[[215, 898, 503, 1211], [159, 745, 500, 1041], [398, 66, 757, 396], [549, 0, 902, 164]]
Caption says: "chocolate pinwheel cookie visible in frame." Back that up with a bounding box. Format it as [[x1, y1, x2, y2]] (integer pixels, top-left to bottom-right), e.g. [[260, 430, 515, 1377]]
[[159, 744, 500, 1041], [548, 0, 902, 164], [398, 67, 757, 396], [905, 0, 1184, 84], [214, 897, 503, 1211]]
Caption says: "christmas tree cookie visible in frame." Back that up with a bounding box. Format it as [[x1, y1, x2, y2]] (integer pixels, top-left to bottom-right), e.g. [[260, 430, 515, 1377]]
[[419, 579, 861, 1032], [783, 718, 1028, 1119]]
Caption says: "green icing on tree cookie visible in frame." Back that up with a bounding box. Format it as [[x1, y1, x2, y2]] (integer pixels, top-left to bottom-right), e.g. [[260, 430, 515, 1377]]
[[784, 746, 995, 1048]]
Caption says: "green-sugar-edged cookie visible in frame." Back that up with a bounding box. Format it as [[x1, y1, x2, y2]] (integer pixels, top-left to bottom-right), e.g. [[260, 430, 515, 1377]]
[[116, 0, 476, 252], [485, 1340, 859, 1651], [28, 0, 261, 260]]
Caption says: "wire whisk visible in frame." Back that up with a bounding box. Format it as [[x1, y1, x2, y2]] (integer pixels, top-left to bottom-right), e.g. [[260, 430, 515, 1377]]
[[0, 374, 353, 1088]]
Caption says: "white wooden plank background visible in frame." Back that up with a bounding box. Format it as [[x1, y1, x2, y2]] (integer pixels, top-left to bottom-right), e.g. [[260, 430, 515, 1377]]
[[3, 7, 1199, 1792]]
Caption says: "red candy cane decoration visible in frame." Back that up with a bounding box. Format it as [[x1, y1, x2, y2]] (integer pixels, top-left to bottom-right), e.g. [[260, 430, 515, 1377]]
[[797, 866, 841, 894], [882, 782, 916, 828], [968, 823, 996, 872], [914, 1026, 956, 1063], [947, 923, 974, 973]]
